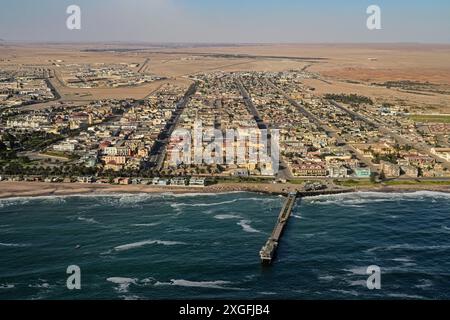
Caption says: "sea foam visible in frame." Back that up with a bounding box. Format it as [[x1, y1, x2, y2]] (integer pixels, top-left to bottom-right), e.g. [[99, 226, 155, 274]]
[[107, 277, 137, 293]]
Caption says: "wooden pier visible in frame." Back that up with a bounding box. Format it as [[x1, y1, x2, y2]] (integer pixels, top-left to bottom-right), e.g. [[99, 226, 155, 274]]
[[259, 192, 298, 265]]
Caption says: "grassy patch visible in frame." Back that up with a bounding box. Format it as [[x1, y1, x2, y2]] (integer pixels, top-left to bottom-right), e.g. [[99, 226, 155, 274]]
[[334, 179, 374, 187], [336, 178, 450, 187], [215, 176, 274, 184], [41, 151, 70, 159], [384, 179, 450, 186], [409, 115, 450, 123]]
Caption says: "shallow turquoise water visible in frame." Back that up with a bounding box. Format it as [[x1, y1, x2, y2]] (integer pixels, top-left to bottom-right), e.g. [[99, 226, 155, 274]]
[[0, 191, 449, 299]]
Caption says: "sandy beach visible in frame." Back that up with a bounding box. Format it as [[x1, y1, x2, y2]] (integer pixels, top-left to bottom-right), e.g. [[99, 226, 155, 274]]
[[1, 181, 450, 200], [0, 181, 297, 199]]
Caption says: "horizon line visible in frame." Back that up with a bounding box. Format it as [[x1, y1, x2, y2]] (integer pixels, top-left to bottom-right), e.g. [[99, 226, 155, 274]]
[[2, 40, 450, 46]]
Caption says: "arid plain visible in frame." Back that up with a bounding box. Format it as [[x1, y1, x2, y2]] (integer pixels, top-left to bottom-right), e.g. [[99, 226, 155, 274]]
[[1, 43, 449, 112]]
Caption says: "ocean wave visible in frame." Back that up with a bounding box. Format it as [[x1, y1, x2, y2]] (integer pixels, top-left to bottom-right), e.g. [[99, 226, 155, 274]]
[[165, 191, 245, 198], [305, 191, 450, 207], [237, 220, 261, 233], [171, 196, 278, 209], [172, 199, 240, 208], [41, 197, 66, 205], [318, 275, 335, 282], [391, 257, 413, 263], [367, 243, 450, 253], [344, 267, 368, 276], [130, 222, 161, 227], [116, 194, 158, 207], [302, 231, 327, 238], [258, 291, 277, 295], [387, 293, 426, 300], [140, 277, 157, 285], [415, 279, 433, 290], [330, 289, 360, 297], [120, 295, 142, 300], [0, 242, 30, 247], [167, 227, 193, 233], [240, 197, 280, 203], [0, 284, 15, 289], [0, 198, 30, 208], [155, 279, 241, 290], [348, 280, 367, 287], [28, 280, 51, 289], [114, 239, 186, 251], [89, 193, 156, 209], [214, 214, 242, 220], [107, 277, 137, 293], [77, 216, 99, 224]]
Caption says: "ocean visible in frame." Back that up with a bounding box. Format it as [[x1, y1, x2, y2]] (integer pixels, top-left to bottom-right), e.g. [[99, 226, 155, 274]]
[[0, 191, 449, 300]]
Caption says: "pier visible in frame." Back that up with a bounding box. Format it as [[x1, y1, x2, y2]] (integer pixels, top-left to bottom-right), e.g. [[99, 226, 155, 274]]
[[260, 192, 298, 265]]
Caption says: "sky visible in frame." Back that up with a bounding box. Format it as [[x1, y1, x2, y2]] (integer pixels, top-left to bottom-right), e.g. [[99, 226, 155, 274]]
[[0, 0, 449, 43]]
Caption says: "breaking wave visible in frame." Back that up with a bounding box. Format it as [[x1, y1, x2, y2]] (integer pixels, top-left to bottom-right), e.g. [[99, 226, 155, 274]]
[[155, 279, 241, 290], [214, 214, 242, 220], [130, 222, 161, 227], [107, 277, 137, 293], [114, 240, 186, 251], [0, 242, 30, 247], [367, 244, 450, 253], [77, 217, 99, 224], [305, 191, 450, 207], [237, 220, 260, 233]]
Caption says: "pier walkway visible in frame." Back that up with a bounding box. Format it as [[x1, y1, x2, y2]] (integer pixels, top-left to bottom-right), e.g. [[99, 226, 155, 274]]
[[259, 192, 298, 265]]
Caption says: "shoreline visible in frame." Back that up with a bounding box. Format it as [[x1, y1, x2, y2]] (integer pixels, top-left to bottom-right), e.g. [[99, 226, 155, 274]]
[[1, 181, 450, 200]]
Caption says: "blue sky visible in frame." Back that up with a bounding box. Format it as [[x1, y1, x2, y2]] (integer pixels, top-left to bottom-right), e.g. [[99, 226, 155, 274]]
[[0, 0, 449, 43]]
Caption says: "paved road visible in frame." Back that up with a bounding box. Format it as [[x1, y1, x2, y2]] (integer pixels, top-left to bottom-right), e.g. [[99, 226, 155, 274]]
[[138, 58, 150, 73], [235, 78, 267, 130], [236, 77, 293, 180], [149, 82, 198, 171]]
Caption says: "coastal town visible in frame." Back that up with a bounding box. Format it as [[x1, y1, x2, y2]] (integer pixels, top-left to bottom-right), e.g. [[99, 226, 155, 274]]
[[1, 63, 450, 195], [1, 0, 450, 303]]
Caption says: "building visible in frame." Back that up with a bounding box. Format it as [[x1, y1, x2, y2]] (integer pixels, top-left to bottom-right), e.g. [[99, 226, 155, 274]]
[[171, 177, 187, 186], [102, 156, 126, 165], [431, 148, 450, 161], [354, 167, 371, 178], [53, 142, 76, 152], [380, 161, 400, 177], [292, 162, 327, 177], [157, 178, 169, 186], [328, 165, 348, 178], [401, 165, 419, 178], [77, 176, 95, 183], [113, 177, 131, 185], [189, 177, 206, 187]]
